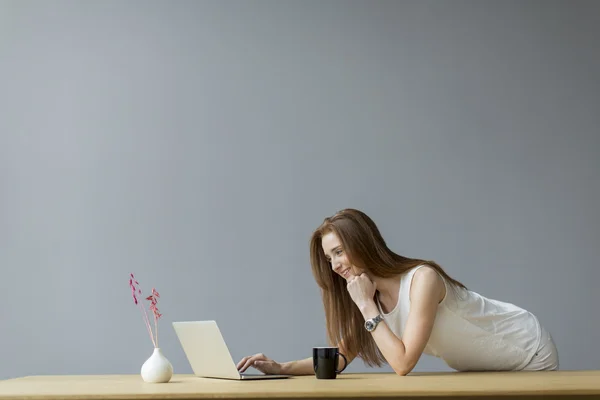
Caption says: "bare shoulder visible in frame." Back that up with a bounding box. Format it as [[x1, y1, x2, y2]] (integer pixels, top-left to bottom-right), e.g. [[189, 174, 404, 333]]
[[413, 265, 441, 282], [410, 265, 446, 303]]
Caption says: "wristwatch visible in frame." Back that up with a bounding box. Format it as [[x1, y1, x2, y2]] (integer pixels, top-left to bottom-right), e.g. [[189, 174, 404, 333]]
[[364, 314, 384, 332]]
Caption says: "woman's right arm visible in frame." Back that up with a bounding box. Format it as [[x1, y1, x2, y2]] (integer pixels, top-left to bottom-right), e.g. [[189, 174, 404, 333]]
[[237, 341, 356, 376], [280, 357, 314, 375], [283, 340, 356, 374], [237, 353, 314, 375]]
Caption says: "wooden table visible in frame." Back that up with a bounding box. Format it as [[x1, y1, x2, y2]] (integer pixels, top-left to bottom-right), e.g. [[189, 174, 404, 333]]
[[1, 371, 600, 400]]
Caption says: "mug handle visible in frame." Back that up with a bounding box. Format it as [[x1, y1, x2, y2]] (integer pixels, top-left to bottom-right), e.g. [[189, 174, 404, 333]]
[[335, 353, 348, 373]]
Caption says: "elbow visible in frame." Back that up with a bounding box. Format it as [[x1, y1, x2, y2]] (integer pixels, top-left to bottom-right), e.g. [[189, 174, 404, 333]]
[[389, 342, 419, 376], [393, 367, 411, 376], [392, 360, 417, 377]]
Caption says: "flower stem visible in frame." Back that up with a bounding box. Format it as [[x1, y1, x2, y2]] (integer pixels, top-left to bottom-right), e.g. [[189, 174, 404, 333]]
[[140, 304, 156, 347], [155, 316, 159, 348]]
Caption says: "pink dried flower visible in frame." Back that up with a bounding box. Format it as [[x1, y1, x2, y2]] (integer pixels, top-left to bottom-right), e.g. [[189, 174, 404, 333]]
[[129, 273, 163, 348]]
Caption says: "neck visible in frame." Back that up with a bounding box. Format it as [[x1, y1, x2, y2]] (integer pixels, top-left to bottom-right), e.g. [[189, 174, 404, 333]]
[[372, 275, 401, 302]]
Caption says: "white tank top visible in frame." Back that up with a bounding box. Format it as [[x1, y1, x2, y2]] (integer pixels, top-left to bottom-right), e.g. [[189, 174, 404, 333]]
[[376, 265, 542, 371]]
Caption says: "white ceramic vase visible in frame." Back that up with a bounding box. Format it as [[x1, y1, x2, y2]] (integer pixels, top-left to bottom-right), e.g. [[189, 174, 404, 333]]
[[141, 348, 173, 383]]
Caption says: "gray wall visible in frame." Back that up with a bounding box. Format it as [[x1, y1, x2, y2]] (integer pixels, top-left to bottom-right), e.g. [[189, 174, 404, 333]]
[[1, 0, 598, 380]]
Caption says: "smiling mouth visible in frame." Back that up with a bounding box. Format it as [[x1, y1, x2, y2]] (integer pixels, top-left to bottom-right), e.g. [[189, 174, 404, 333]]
[[341, 269, 351, 278]]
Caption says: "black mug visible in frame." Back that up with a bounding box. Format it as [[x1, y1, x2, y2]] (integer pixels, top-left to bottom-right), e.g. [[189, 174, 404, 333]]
[[313, 347, 348, 379]]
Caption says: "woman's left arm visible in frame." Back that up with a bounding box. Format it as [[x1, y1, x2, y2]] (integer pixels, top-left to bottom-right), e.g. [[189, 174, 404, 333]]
[[350, 267, 444, 376]]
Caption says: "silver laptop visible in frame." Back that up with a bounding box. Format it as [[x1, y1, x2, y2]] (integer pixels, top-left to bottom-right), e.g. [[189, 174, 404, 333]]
[[172, 320, 290, 380]]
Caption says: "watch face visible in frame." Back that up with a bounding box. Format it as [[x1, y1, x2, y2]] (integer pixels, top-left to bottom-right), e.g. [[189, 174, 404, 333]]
[[365, 321, 374, 331]]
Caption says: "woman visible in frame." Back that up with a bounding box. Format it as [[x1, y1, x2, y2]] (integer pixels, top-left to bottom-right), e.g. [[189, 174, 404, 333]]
[[237, 208, 559, 376]]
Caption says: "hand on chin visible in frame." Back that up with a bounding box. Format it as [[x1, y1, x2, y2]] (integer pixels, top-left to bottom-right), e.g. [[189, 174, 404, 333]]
[[346, 272, 377, 309]]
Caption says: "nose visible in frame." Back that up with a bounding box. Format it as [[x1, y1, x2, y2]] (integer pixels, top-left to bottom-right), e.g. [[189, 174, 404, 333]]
[[331, 258, 342, 272]]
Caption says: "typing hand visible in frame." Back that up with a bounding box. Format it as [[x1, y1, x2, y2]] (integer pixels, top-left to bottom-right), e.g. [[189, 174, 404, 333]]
[[237, 353, 283, 375]]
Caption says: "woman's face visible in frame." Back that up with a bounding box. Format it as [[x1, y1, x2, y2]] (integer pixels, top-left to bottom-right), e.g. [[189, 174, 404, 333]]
[[321, 232, 365, 282]]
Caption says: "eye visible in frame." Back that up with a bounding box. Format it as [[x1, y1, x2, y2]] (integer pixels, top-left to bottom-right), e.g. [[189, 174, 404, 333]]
[[335, 249, 343, 256]]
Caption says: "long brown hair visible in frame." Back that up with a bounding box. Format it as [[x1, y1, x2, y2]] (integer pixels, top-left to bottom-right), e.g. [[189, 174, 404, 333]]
[[309, 208, 466, 367]]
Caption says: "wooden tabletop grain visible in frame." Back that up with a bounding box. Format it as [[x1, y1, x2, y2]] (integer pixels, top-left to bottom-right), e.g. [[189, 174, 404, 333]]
[[1, 371, 600, 400]]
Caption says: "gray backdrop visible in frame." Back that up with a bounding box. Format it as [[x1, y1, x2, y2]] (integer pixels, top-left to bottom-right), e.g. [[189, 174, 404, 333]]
[[1, 0, 598, 380]]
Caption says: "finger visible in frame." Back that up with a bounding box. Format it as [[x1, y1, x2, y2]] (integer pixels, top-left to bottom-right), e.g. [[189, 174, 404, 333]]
[[239, 361, 252, 373], [239, 356, 256, 372], [237, 356, 249, 370], [237, 355, 260, 370], [240, 357, 257, 373], [240, 355, 264, 373]]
